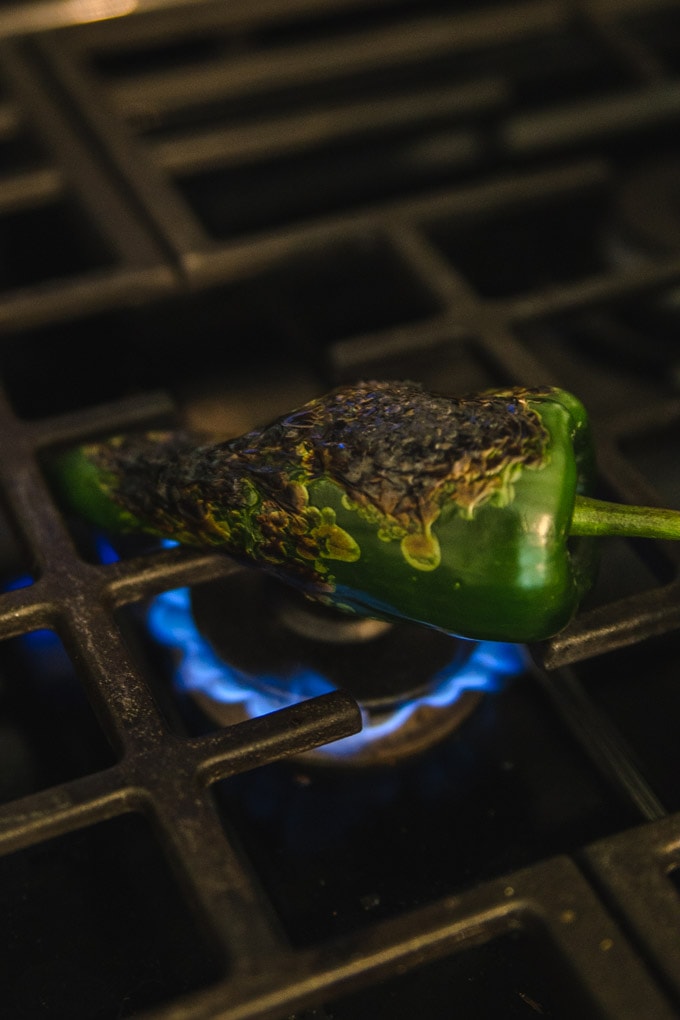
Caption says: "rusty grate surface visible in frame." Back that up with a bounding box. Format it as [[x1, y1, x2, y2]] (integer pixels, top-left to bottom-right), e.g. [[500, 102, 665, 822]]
[[0, 1, 679, 1017]]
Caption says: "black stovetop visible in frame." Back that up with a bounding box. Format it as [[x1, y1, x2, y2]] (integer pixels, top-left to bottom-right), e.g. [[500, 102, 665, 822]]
[[2, 2, 680, 1017]]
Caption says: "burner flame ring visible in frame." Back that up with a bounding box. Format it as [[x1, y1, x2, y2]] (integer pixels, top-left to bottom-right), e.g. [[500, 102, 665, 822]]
[[148, 570, 526, 766]]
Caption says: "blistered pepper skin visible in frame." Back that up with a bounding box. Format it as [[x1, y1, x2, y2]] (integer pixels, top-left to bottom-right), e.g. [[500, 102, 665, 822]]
[[54, 382, 598, 642]]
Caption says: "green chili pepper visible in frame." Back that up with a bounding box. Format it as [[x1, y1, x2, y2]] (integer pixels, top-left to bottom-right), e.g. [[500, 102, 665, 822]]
[[52, 381, 680, 643]]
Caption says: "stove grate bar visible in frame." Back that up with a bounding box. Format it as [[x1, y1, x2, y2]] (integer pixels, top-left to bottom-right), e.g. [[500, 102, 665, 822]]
[[98, 3, 565, 113], [134, 856, 678, 1020], [585, 815, 680, 1008], [0, 41, 174, 335]]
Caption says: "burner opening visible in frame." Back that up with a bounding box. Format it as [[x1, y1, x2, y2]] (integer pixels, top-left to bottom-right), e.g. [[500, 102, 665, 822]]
[[147, 569, 525, 765]]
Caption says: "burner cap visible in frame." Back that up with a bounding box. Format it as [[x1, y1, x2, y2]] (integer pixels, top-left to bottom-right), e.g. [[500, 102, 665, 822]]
[[191, 571, 474, 710], [148, 572, 524, 767]]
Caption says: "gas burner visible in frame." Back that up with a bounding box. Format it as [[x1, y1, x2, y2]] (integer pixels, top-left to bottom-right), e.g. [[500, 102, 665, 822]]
[[148, 570, 525, 767]]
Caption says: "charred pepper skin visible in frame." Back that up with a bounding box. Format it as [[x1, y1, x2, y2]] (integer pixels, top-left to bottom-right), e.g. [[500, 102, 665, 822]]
[[52, 382, 606, 642]]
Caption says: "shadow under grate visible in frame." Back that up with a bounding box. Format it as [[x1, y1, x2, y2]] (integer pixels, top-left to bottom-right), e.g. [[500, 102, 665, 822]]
[[1, 813, 226, 1020], [0, 628, 114, 805]]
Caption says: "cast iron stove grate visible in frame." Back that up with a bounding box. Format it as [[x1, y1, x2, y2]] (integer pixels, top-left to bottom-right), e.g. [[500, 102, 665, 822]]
[[1, 1, 680, 1017]]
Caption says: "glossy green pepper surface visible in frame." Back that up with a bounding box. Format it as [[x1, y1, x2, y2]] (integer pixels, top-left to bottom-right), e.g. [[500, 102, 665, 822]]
[[51, 381, 654, 642]]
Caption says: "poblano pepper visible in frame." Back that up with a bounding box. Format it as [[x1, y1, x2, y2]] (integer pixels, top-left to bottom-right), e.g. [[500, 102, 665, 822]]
[[52, 381, 680, 642]]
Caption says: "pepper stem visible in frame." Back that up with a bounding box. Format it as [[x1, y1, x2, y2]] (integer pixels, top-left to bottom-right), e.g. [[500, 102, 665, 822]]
[[570, 494, 680, 541]]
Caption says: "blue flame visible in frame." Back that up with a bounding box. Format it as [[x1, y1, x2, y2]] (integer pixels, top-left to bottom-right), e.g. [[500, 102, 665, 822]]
[[95, 533, 121, 564], [1, 575, 61, 653], [3, 573, 33, 591], [147, 585, 526, 758]]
